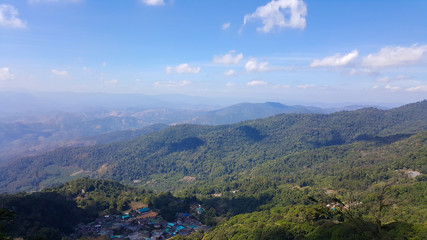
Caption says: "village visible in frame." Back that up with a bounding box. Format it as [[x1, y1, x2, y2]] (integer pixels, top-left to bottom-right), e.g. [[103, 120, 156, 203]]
[[71, 204, 209, 240]]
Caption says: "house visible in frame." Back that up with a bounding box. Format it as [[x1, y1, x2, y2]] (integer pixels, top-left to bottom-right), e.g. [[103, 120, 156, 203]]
[[138, 207, 150, 214], [196, 207, 204, 214]]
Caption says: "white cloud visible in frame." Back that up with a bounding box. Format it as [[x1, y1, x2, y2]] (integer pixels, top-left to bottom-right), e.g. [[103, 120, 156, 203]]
[[0, 4, 26, 29], [310, 50, 358, 67], [362, 45, 427, 68], [213, 51, 244, 65], [406, 85, 427, 92], [154, 80, 191, 87], [385, 84, 400, 91], [82, 67, 90, 71], [245, 58, 269, 72], [273, 84, 291, 89], [102, 62, 106, 67], [396, 75, 411, 80], [297, 84, 315, 89], [0, 67, 13, 81], [226, 82, 236, 87], [135, 78, 141, 82], [165, 63, 201, 74], [224, 69, 236, 76], [51, 69, 68, 76], [104, 79, 118, 85], [247, 80, 268, 86], [376, 77, 390, 82], [222, 22, 231, 30], [141, 0, 164, 6], [243, 0, 307, 33]]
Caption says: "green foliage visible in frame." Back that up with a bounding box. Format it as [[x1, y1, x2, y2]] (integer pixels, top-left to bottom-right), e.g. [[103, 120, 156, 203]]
[[0, 101, 426, 239], [0, 178, 154, 239], [1, 101, 426, 193]]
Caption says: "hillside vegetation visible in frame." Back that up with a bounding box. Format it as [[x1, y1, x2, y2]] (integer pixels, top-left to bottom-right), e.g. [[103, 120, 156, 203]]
[[0, 100, 426, 193], [0, 101, 426, 239]]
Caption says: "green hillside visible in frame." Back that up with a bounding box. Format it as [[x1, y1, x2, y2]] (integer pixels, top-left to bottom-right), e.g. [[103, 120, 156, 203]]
[[0, 132, 425, 239], [0, 100, 426, 193]]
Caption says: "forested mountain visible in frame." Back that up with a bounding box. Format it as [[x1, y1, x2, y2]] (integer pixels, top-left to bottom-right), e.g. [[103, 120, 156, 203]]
[[189, 102, 327, 125], [0, 100, 425, 193], [0, 101, 332, 164], [0, 133, 426, 239], [0, 101, 426, 239]]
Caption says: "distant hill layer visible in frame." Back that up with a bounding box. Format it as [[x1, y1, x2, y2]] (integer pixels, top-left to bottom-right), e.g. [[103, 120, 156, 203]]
[[0, 102, 336, 163], [0, 100, 425, 193]]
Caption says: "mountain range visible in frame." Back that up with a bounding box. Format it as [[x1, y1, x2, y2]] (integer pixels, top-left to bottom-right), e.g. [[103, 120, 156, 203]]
[[0, 100, 425, 193]]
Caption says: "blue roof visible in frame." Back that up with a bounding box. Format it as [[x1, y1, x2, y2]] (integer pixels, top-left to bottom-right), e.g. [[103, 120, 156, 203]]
[[122, 215, 130, 219], [168, 223, 175, 226], [196, 207, 204, 213], [138, 207, 150, 213], [177, 226, 185, 230]]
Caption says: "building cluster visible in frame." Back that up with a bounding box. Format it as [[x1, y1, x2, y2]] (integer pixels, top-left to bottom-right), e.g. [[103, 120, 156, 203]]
[[71, 207, 209, 239]]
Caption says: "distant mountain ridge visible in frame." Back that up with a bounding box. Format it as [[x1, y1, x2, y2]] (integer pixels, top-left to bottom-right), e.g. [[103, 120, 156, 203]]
[[190, 102, 327, 125], [0, 101, 345, 164], [0, 100, 425, 193]]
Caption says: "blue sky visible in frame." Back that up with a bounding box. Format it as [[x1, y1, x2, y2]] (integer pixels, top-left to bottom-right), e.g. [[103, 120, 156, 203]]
[[0, 0, 426, 105]]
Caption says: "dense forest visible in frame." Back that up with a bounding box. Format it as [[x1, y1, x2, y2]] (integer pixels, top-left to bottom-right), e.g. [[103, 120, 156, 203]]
[[0, 101, 426, 193], [0, 101, 426, 239]]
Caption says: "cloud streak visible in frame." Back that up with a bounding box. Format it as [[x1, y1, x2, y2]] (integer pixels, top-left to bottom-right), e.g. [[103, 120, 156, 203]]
[[154, 80, 191, 87], [222, 22, 231, 30], [362, 45, 427, 68], [224, 69, 236, 76], [165, 63, 201, 74], [310, 50, 358, 67], [51, 69, 68, 76], [213, 51, 244, 65], [141, 0, 164, 6], [247, 80, 268, 86], [245, 58, 269, 73], [406, 85, 427, 92], [0, 67, 13, 81]]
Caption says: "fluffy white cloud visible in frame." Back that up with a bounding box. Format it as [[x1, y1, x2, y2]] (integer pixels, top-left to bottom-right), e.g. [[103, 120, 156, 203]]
[[0, 4, 26, 28], [165, 63, 201, 74], [244, 0, 307, 33], [104, 79, 118, 85], [0, 67, 13, 81], [213, 51, 244, 65], [310, 50, 358, 67], [245, 58, 269, 72], [247, 80, 268, 86], [222, 22, 231, 30], [154, 80, 191, 87], [406, 85, 427, 92], [362, 45, 427, 68], [226, 82, 236, 87], [141, 0, 164, 6], [385, 84, 400, 91], [224, 69, 236, 76], [51, 69, 68, 76]]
